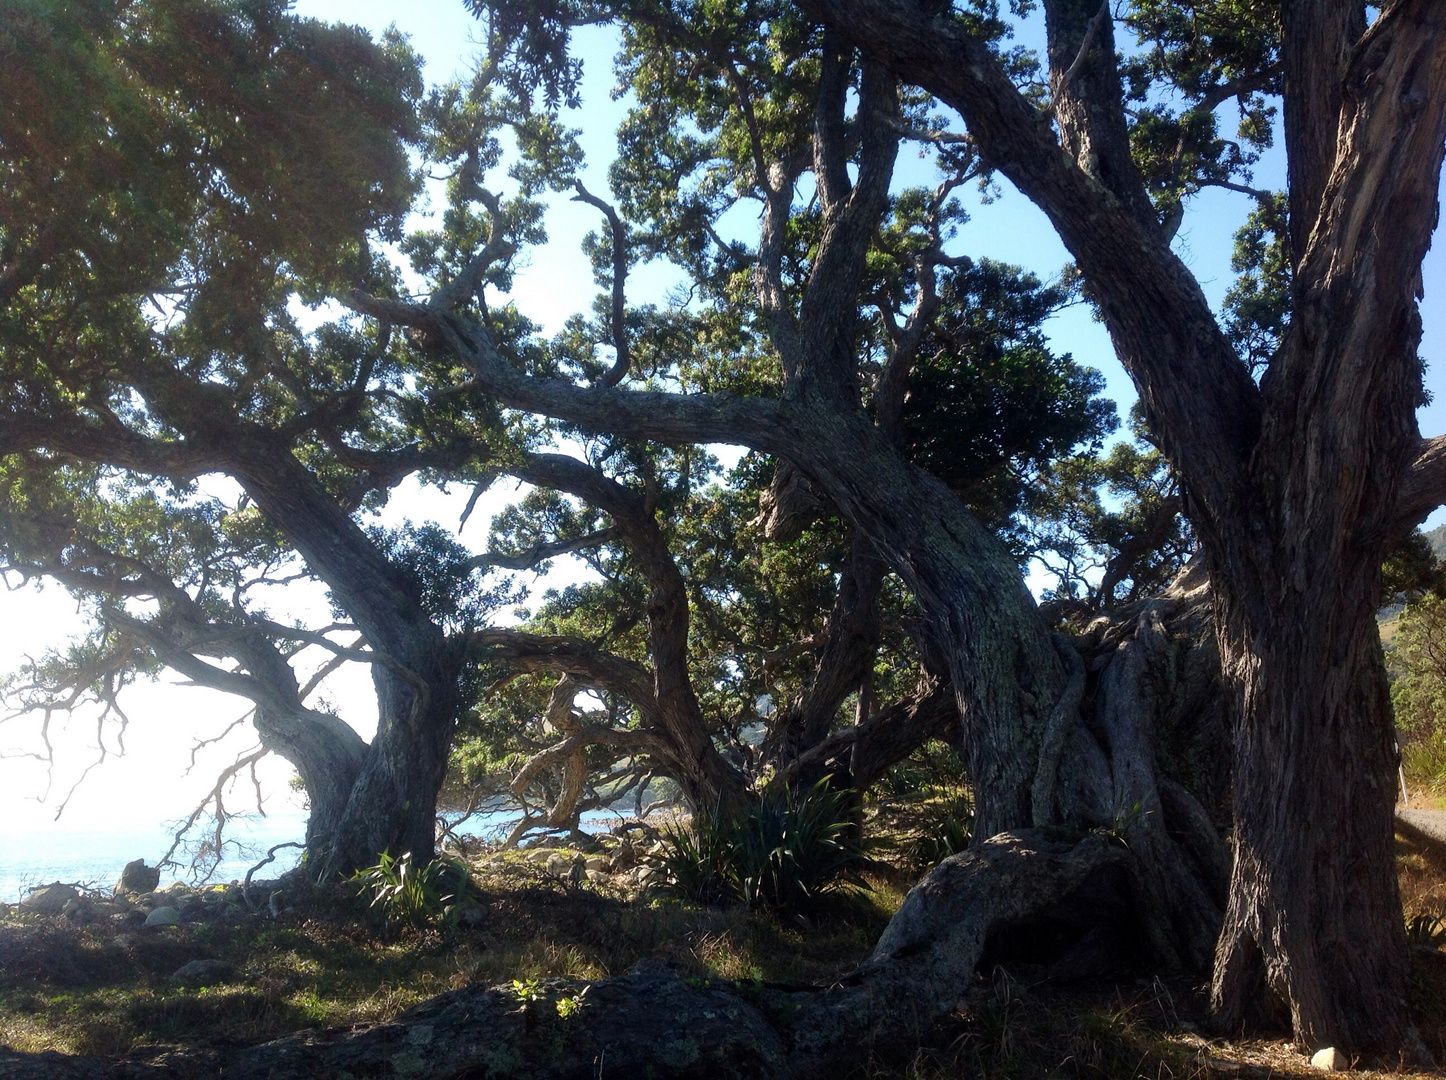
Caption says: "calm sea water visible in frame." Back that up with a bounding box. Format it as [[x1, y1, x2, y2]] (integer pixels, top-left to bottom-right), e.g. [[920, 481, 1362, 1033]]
[[0, 809, 624, 902], [0, 813, 312, 901]]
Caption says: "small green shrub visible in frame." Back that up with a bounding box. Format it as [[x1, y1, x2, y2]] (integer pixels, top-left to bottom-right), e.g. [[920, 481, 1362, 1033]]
[[1408, 912, 1446, 948], [348, 851, 471, 929], [1391, 595, 1446, 795], [1403, 731, 1446, 799], [659, 779, 865, 916], [907, 793, 973, 870], [656, 816, 737, 907]]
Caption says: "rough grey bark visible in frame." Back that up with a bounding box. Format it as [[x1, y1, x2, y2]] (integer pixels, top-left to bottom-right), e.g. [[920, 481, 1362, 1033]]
[[1206, 3, 1446, 1051], [224, 442, 468, 878], [252, 705, 368, 856], [795, 0, 1446, 1054]]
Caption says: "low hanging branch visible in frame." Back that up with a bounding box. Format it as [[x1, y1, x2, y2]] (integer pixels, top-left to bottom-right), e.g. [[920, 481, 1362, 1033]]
[[510, 724, 666, 798], [158, 745, 272, 882]]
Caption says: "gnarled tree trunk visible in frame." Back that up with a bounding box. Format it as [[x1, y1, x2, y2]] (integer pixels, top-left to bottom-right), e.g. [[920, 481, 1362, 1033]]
[[235, 442, 468, 878]]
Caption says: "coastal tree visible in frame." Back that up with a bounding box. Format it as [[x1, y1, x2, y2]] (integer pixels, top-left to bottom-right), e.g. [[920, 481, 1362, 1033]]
[[6, 0, 1445, 1070], [352, 0, 1446, 1056], [0, 0, 518, 878], [792, 0, 1446, 1053], [0, 0, 1132, 880]]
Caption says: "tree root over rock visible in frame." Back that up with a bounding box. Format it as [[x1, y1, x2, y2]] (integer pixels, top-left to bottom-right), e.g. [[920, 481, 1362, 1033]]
[[0, 832, 1132, 1080]]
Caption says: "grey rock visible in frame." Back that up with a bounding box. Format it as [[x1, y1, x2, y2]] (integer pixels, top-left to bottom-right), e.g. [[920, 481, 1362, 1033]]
[[61, 898, 95, 924], [171, 959, 235, 987], [451, 900, 487, 929], [20, 884, 79, 915], [115, 858, 161, 895], [112, 910, 146, 929], [143, 905, 183, 928]]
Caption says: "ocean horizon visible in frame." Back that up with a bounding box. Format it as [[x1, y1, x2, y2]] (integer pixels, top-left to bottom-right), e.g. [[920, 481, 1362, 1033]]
[[0, 812, 312, 902], [0, 808, 631, 902]]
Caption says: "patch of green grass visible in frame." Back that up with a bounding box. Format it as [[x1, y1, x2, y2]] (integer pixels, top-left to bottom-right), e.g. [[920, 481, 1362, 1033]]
[[0, 858, 897, 1059]]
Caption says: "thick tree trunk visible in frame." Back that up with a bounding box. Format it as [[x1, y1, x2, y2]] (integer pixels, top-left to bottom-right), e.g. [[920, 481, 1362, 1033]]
[[1210, 568, 1407, 1052], [251, 705, 368, 859], [316, 653, 466, 878], [782, 408, 1069, 841], [233, 444, 468, 878]]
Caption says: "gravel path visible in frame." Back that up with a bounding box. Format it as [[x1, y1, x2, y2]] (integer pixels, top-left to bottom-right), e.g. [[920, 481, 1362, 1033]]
[[1397, 808, 1446, 846]]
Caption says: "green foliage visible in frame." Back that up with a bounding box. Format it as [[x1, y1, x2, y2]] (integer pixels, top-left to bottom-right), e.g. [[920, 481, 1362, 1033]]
[[1391, 593, 1446, 797], [554, 989, 588, 1020], [1120, 0, 1279, 217], [899, 260, 1117, 536], [364, 521, 522, 632], [657, 813, 741, 908], [1026, 411, 1193, 610], [906, 794, 974, 871], [1408, 913, 1446, 949], [348, 852, 472, 929], [1393, 596, 1446, 741], [1221, 192, 1291, 373], [508, 978, 545, 1003], [658, 781, 866, 916], [1382, 532, 1446, 605]]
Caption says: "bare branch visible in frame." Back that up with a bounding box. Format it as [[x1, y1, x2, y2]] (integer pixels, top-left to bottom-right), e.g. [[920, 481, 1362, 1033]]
[[460, 527, 619, 573], [511, 725, 664, 803], [1394, 435, 1446, 530], [1058, 0, 1110, 90], [571, 181, 632, 387]]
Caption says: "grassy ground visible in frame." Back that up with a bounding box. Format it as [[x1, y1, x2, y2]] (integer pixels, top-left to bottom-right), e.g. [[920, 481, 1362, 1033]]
[[2, 821, 1446, 1076]]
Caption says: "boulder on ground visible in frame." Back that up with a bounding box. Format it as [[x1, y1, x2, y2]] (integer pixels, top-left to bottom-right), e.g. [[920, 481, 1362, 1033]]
[[20, 884, 79, 915], [1311, 1047, 1348, 1072], [115, 859, 161, 895], [171, 959, 235, 987], [451, 900, 487, 929], [143, 905, 183, 928], [61, 898, 95, 924]]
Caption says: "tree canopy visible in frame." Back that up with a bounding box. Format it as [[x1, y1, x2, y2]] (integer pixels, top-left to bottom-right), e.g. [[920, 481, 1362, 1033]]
[[4, 0, 1446, 1063]]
